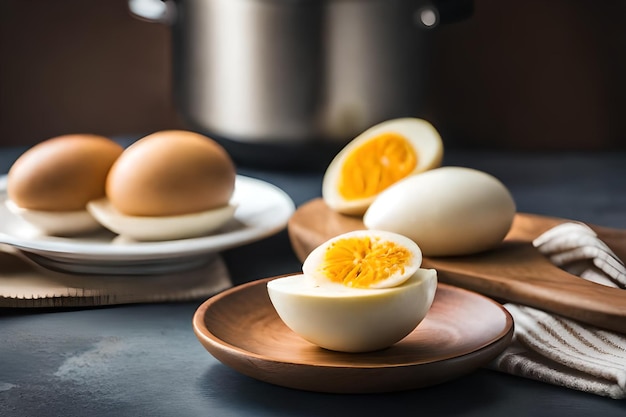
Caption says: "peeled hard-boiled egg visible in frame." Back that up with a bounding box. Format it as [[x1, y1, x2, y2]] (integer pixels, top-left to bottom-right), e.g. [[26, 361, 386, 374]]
[[267, 230, 437, 352], [88, 130, 237, 241], [364, 166, 516, 257], [6, 134, 124, 235], [322, 118, 443, 216]]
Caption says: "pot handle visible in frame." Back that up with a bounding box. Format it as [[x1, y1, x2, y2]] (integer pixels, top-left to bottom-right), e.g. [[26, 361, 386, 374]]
[[128, 0, 176, 24]]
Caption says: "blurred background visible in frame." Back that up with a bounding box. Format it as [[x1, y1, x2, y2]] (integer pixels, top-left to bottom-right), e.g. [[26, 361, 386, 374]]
[[1, 0, 625, 150]]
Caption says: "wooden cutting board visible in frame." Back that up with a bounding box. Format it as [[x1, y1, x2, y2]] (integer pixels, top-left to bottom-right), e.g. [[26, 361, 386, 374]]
[[288, 198, 626, 334]]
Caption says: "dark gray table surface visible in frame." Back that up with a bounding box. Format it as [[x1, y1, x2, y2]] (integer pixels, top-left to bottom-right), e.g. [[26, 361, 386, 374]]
[[1, 145, 625, 417]]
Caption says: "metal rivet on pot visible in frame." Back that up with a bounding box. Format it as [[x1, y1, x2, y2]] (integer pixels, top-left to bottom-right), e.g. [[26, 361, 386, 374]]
[[416, 7, 439, 28]]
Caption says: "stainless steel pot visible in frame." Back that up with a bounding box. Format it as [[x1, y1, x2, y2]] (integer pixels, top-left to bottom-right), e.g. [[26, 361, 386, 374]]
[[129, 0, 471, 168]]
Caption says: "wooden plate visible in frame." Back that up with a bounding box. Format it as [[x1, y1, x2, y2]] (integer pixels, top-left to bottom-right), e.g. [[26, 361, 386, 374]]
[[192, 277, 514, 393], [287, 198, 626, 333]]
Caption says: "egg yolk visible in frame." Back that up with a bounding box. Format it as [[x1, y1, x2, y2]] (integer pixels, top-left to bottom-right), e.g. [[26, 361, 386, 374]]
[[319, 235, 412, 288], [338, 132, 417, 200]]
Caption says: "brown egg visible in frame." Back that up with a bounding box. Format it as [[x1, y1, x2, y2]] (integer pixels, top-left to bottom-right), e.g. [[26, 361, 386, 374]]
[[106, 130, 236, 216], [7, 134, 124, 211]]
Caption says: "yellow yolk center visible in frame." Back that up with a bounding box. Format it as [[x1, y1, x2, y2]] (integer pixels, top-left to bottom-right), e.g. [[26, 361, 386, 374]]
[[319, 235, 412, 288], [338, 132, 417, 200]]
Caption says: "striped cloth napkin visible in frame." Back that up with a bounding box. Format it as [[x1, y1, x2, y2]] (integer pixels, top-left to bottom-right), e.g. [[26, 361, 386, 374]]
[[490, 222, 626, 399]]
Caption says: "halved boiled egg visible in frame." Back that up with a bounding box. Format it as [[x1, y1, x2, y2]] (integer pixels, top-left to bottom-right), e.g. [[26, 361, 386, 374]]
[[267, 230, 437, 352], [302, 229, 422, 289], [322, 118, 443, 215]]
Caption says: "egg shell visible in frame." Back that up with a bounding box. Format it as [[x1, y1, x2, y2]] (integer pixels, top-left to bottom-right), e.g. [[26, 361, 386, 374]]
[[267, 269, 437, 353], [7, 134, 123, 211], [322, 118, 443, 216], [363, 166, 516, 257], [106, 130, 236, 217]]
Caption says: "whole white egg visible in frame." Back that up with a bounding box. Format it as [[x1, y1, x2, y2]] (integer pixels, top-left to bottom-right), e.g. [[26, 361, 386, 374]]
[[363, 167, 516, 257]]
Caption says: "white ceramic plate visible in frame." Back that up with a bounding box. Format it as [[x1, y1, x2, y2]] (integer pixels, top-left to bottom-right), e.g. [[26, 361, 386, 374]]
[[0, 175, 295, 274]]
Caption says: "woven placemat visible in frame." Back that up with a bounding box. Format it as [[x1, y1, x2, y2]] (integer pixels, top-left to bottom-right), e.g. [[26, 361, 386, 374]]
[[0, 248, 231, 308]]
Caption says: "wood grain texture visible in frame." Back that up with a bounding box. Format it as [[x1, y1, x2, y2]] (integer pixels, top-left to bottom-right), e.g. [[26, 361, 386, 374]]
[[287, 198, 626, 333], [193, 277, 513, 393]]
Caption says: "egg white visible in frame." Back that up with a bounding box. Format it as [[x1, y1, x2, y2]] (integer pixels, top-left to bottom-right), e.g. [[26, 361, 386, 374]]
[[5, 199, 102, 236], [87, 198, 236, 241], [267, 269, 438, 352]]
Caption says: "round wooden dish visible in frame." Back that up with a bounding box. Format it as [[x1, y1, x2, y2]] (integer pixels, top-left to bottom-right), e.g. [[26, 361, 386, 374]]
[[193, 277, 514, 394]]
